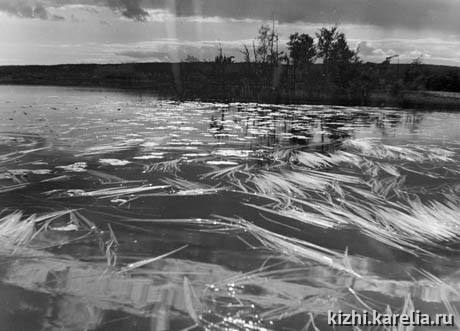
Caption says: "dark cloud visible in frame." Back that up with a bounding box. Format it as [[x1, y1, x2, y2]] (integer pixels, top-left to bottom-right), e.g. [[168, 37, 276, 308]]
[[171, 0, 457, 31], [1, 0, 459, 34], [136, 0, 459, 33], [106, 0, 149, 21], [0, 0, 64, 20], [33, 4, 47, 19]]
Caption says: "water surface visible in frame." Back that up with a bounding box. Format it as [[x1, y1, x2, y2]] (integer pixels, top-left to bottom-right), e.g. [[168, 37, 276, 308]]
[[1, 86, 460, 330]]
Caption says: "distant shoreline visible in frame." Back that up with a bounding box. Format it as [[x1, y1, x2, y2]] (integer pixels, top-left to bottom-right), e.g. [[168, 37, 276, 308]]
[[1, 62, 459, 110]]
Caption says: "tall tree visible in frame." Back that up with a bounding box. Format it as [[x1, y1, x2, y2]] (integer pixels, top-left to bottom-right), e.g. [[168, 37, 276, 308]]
[[316, 26, 358, 66], [316, 26, 338, 65], [316, 26, 360, 88], [255, 22, 283, 65], [329, 33, 359, 65], [287, 33, 316, 68], [256, 24, 271, 64]]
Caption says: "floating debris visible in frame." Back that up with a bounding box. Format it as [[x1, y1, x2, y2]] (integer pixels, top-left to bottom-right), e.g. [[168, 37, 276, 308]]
[[75, 142, 138, 156], [133, 153, 165, 160], [207, 160, 239, 165], [56, 162, 87, 172], [99, 158, 131, 166], [7, 169, 52, 175], [143, 158, 183, 173], [213, 149, 252, 158], [44, 185, 169, 198]]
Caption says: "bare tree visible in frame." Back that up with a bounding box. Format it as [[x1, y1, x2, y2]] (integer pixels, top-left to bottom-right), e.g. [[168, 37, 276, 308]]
[[255, 21, 283, 65], [256, 24, 271, 63], [240, 44, 251, 63], [215, 43, 234, 64]]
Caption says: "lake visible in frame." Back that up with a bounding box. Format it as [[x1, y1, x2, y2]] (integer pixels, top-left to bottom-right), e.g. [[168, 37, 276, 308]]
[[1, 85, 460, 331]]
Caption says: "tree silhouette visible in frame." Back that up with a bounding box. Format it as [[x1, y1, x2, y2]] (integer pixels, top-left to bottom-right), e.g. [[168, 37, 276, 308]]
[[316, 26, 358, 66], [287, 33, 316, 68], [256, 25, 271, 63], [214, 43, 234, 64], [316, 26, 360, 89], [316, 26, 338, 65], [255, 23, 283, 65]]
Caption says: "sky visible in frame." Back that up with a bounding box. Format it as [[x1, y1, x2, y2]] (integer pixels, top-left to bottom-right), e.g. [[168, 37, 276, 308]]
[[0, 0, 459, 66]]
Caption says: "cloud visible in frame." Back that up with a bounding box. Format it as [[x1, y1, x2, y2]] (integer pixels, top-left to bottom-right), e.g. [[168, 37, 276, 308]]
[[2, 0, 459, 34], [0, 0, 64, 20], [116, 50, 169, 59], [106, 0, 148, 21], [112, 39, 258, 63], [352, 37, 460, 65], [357, 41, 387, 57], [109, 0, 460, 33]]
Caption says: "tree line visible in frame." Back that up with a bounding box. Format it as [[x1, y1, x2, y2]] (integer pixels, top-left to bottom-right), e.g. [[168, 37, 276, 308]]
[[199, 24, 376, 104], [181, 23, 460, 105]]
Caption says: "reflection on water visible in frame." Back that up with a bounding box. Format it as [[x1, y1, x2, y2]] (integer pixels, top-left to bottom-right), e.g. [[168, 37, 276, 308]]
[[1, 86, 460, 330]]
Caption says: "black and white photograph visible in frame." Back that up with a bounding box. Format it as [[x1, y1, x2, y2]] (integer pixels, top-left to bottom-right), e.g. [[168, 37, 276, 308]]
[[1, 1, 460, 330]]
